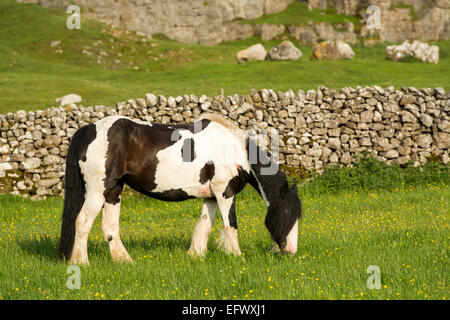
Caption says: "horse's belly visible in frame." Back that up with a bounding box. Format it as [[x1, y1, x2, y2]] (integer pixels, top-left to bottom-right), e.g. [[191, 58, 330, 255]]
[[153, 163, 212, 198]]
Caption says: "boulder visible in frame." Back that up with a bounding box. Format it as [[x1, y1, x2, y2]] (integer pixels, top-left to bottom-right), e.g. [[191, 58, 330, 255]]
[[56, 94, 82, 106], [267, 41, 302, 60], [236, 44, 267, 63], [386, 40, 439, 64], [312, 40, 355, 60]]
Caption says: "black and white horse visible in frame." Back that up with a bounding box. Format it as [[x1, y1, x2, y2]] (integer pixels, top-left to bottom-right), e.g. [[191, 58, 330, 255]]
[[58, 114, 301, 264]]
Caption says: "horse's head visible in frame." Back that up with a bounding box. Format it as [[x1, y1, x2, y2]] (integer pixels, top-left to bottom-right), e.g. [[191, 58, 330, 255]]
[[265, 183, 301, 254]]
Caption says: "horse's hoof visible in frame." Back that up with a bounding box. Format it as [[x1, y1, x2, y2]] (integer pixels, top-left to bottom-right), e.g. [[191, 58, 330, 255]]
[[187, 247, 206, 257]]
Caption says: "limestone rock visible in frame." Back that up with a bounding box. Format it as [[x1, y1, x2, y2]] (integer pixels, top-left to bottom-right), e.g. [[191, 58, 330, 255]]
[[287, 25, 318, 44], [267, 41, 302, 60], [386, 40, 439, 64], [19, 158, 41, 170], [254, 24, 285, 41], [313, 40, 355, 60], [236, 44, 267, 63], [223, 23, 254, 42], [56, 94, 82, 106]]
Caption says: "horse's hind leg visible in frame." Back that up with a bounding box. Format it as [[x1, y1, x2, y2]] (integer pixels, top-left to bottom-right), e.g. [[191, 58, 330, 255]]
[[188, 198, 218, 256], [71, 192, 104, 265], [102, 184, 132, 263], [216, 195, 241, 256]]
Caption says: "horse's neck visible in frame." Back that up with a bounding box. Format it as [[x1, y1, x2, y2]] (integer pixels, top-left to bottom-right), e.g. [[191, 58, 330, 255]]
[[251, 168, 288, 207], [247, 139, 288, 207]]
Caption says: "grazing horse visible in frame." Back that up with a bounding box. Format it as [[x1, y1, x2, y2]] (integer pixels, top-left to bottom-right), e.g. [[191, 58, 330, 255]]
[[58, 114, 301, 264]]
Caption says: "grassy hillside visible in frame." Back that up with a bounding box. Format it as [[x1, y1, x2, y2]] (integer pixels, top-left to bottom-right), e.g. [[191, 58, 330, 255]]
[[0, 0, 449, 114]]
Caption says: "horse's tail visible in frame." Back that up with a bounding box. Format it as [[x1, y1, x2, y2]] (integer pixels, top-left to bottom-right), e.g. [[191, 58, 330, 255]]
[[58, 124, 95, 261]]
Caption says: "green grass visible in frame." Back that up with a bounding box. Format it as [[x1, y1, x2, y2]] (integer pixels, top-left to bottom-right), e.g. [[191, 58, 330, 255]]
[[1, 0, 449, 114], [0, 159, 448, 300], [296, 156, 450, 196]]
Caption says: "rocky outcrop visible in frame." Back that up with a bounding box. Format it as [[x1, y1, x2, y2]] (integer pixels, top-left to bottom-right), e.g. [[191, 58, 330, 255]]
[[288, 22, 358, 45], [17, 0, 294, 45], [254, 23, 286, 41], [17, 0, 450, 44], [386, 40, 439, 64], [310, 0, 450, 42], [1, 86, 448, 199]]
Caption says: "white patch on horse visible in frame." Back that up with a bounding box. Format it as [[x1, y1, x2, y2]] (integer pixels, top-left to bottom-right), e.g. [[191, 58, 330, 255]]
[[188, 199, 218, 256], [153, 122, 249, 197], [102, 201, 132, 262]]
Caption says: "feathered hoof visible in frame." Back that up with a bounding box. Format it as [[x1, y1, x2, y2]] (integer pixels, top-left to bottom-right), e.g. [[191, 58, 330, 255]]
[[187, 246, 207, 257], [69, 249, 90, 266], [217, 227, 241, 256], [111, 249, 133, 263]]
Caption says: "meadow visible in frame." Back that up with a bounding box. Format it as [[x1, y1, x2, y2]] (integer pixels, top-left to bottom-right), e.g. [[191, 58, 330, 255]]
[[0, 0, 448, 300], [0, 159, 448, 300]]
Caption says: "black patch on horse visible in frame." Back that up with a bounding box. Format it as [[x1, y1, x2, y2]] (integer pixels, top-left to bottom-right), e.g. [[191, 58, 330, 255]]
[[199, 161, 215, 184], [79, 124, 97, 162], [228, 198, 237, 229], [146, 189, 196, 202], [181, 138, 196, 162], [104, 118, 211, 203], [104, 182, 124, 205], [222, 168, 248, 199]]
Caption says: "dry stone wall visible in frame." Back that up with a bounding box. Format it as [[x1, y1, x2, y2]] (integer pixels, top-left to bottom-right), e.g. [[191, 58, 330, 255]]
[[0, 86, 449, 199]]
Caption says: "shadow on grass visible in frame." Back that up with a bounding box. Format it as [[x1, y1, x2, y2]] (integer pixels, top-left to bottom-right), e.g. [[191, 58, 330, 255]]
[[17, 235, 278, 263], [16, 236, 112, 263], [16, 234, 191, 263], [17, 237, 58, 262]]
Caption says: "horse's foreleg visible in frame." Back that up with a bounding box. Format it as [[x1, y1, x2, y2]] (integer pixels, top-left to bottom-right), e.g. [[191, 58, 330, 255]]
[[188, 198, 218, 256], [71, 193, 104, 265], [102, 199, 132, 263], [216, 195, 241, 256]]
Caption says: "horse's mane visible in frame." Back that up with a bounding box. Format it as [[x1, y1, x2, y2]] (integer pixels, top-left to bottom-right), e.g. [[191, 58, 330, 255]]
[[198, 113, 237, 130]]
